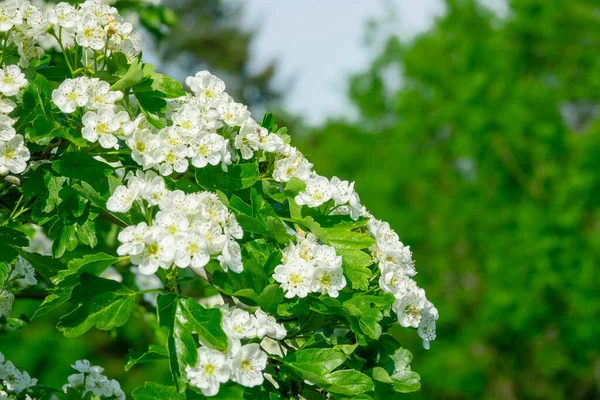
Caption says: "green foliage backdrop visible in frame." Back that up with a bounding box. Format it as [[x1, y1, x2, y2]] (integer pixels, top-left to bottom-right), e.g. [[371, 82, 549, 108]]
[[299, 0, 600, 398]]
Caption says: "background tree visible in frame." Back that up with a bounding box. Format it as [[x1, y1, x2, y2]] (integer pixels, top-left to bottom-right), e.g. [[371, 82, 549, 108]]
[[299, 0, 600, 398], [156, 0, 280, 108]]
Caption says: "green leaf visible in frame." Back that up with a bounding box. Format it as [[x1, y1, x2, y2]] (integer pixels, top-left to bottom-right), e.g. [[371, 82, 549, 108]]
[[390, 348, 421, 393], [52, 152, 114, 184], [338, 248, 373, 291], [195, 162, 259, 192], [157, 294, 228, 392], [283, 348, 346, 384], [321, 370, 375, 396], [261, 112, 276, 131], [125, 345, 168, 372], [35, 253, 119, 318], [23, 165, 67, 213], [111, 57, 144, 91], [256, 284, 285, 314], [57, 273, 136, 337], [326, 230, 376, 251], [139, 72, 185, 98], [132, 382, 184, 400], [0, 245, 18, 264], [17, 251, 65, 282], [313, 215, 370, 231], [0, 227, 29, 247], [0, 263, 7, 286]]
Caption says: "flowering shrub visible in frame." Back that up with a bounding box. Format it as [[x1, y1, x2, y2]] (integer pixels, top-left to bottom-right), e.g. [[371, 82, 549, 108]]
[[0, 0, 438, 398]]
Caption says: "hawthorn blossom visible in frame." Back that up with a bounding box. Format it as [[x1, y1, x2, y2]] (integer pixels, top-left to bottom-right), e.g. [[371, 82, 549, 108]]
[[186, 347, 230, 397]]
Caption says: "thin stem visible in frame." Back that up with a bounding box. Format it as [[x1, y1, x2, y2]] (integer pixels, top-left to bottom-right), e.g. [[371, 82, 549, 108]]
[[2, 194, 24, 226], [51, 28, 73, 74], [137, 288, 164, 295]]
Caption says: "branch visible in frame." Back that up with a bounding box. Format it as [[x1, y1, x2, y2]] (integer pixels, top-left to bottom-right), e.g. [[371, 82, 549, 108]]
[[192, 268, 235, 306]]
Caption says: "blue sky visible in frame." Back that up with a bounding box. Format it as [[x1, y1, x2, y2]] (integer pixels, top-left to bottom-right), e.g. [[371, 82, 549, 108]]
[[241, 1, 444, 125]]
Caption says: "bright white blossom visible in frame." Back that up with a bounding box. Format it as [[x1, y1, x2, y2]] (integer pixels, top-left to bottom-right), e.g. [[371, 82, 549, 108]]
[[82, 106, 122, 149], [295, 175, 333, 208], [186, 347, 230, 397], [52, 77, 90, 113], [229, 343, 268, 388], [63, 360, 125, 400], [0, 65, 28, 96]]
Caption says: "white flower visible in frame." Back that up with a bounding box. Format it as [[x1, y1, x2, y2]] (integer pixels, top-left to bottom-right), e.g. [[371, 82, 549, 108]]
[[155, 210, 189, 239], [71, 360, 101, 374], [253, 309, 286, 340], [218, 239, 243, 273], [75, 17, 105, 50], [330, 176, 355, 205], [196, 221, 227, 255], [295, 175, 333, 208], [0, 65, 27, 96], [174, 232, 210, 271], [82, 106, 121, 149], [186, 71, 226, 104], [107, 185, 139, 213], [171, 103, 202, 137], [234, 123, 262, 159], [418, 303, 438, 350], [87, 79, 124, 110], [223, 308, 256, 339], [273, 259, 314, 298], [52, 78, 90, 113], [158, 146, 189, 176], [0, 289, 14, 318], [9, 255, 38, 288], [80, 0, 118, 25], [0, 114, 16, 141], [130, 227, 176, 275], [127, 128, 162, 169], [126, 169, 166, 206], [311, 266, 346, 298], [0, 8, 22, 32], [0, 95, 16, 113], [393, 288, 428, 328], [47, 3, 80, 30], [313, 245, 342, 269], [379, 264, 417, 297], [0, 361, 36, 393], [230, 343, 268, 388], [218, 99, 250, 127], [190, 133, 226, 168], [272, 149, 313, 183], [0, 135, 29, 175], [117, 222, 148, 256], [186, 346, 230, 397]]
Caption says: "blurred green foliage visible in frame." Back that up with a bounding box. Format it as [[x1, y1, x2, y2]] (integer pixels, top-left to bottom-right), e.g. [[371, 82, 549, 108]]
[[298, 0, 600, 398]]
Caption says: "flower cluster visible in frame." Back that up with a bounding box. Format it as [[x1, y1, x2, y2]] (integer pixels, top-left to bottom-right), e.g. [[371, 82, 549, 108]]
[[52, 76, 131, 148], [1, 0, 141, 67], [110, 171, 243, 276], [0, 65, 29, 176], [274, 234, 347, 298], [186, 305, 286, 396], [0, 352, 37, 395], [63, 360, 125, 400], [366, 217, 439, 349]]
